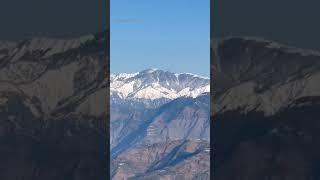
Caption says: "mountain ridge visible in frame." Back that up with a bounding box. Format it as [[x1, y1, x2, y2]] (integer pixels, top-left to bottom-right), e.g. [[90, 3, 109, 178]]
[[212, 36, 320, 180], [111, 69, 210, 101]]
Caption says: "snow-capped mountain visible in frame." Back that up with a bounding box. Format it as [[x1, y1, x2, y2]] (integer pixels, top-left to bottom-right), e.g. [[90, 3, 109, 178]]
[[110, 69, 210, 179], [111, 69, 210, 100]]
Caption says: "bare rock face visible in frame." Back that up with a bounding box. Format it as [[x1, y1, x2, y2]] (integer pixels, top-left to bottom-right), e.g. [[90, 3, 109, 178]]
[[0, 31, 109, 180], [212, 37, 320, 180]]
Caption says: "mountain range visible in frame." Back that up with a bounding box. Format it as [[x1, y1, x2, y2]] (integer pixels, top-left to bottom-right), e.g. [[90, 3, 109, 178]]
[[2, 28, 317, 180], [110, 69, 210, 179]]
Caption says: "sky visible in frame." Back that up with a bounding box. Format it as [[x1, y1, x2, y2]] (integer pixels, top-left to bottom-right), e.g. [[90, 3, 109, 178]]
[[110, 0, 210, 76], [213, 0, 320, 50]]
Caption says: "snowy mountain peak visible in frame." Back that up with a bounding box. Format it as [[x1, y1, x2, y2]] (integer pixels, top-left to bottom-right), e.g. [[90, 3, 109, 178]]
[[111, 69, 210, 100]]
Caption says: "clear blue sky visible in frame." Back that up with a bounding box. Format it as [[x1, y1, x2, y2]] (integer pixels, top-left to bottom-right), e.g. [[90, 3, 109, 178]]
[[111, 0, 210, 76]]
